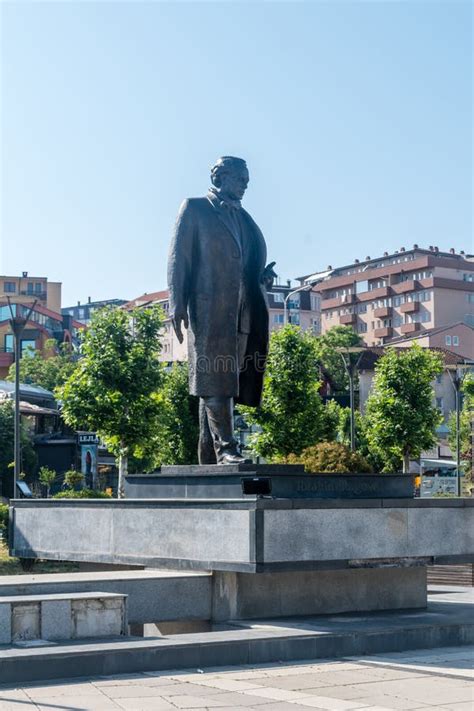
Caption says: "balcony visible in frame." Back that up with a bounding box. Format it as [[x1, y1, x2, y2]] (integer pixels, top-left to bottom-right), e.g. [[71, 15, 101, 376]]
[[392, 279, 420, 295], [400, 301, 419, 314], [374, 306, 392, 318], [374, 327, 392, 339], [359, 286, 391, 302], [340, 314, 356, 325], [400, 322, 420, 334]]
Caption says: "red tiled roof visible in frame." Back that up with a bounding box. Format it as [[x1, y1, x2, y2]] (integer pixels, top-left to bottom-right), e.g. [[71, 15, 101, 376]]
[[123, 290, 169, 310], [358, 346, 469, 370]]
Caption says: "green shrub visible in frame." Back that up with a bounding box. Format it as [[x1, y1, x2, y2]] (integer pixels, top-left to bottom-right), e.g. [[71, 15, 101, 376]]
[[63, 470, 85, 489], [0, 503, 9, 543], [53, 489, 112, 499], [286, 442, 372, 473]]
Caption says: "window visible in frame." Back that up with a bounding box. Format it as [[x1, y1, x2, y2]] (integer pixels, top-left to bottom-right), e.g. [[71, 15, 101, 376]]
[[289, 313, 300, 325], [420, 311, 430, 323], [357, 322, 367, 333], [466, 294, 474, 303], [4, 334, 13, 352], [356, 280, 369, 294], [357, 304, 367, 314], [273, 313, 284, 325], [463, 273, 473, 282], [445, 335, 452, 346], [272, 292, 284, 303], [453, 336, 459, 346], [21, 339, 36, 356], [35, 282, 42, 294], [4, 282, 16, 293], [393, 315, 403, 327], [27, 282, 34, 294]]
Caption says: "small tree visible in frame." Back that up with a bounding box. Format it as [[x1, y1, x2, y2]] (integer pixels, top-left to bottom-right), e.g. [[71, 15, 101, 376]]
[[239, 325, 324, 460], [63, 469, 85, 490], [365, 345, 443, 472], [57, 306, 163, 497], [314, 326, 363, 392], [38, 466, 57, 497], [448, 373, 474, 491], [7, 339, 77, 392]]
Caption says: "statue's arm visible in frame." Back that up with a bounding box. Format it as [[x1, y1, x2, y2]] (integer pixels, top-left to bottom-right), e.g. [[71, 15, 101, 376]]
[[168, 199, 194, 343]]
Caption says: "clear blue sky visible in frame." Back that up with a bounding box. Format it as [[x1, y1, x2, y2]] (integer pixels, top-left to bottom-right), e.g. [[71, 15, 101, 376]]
[[1, 1, 472, 306]]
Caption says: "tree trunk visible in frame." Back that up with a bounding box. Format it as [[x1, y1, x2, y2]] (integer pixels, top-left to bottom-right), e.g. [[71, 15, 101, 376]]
[[118, 447, 128, 499], [403, 451, 410, 473], [46, 486, 50, 499]]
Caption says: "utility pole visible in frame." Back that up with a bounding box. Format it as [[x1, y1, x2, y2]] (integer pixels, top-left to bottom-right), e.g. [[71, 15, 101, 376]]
[[336, 347, 366, 451], [7, 297, 37, 497]]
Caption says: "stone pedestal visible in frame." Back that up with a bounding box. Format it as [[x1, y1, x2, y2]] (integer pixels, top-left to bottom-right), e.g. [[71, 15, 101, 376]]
[[211, 567, 427, 621]]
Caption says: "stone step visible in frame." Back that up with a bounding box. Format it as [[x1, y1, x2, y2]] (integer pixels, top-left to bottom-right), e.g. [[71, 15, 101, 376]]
[[0, 591, 127, 645], [0, 596, 473, 685], [0, 570, 212, 625]]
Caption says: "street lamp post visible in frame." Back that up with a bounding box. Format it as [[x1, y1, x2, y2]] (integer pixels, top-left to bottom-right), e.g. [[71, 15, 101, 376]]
[[7, 297, 37, 497], [283, 283, 316, 325], [445, 363, 473, 497], [336, 346, 366, 451]]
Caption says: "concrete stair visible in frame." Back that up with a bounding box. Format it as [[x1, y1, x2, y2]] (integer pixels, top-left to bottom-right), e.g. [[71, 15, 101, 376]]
[[1, 595, 473, 685]]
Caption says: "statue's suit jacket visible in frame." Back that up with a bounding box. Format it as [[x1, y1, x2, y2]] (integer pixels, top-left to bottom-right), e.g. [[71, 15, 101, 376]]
[[168, 195, 269, 406]]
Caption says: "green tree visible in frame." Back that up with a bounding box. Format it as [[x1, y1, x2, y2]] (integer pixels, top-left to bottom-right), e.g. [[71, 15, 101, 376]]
[[57, 306, 163, 497], [313, 326, 363, 392], [239, 325, 324, 460], [0, 400, 36, 497], [38, 466, 57, 497], [365, 345, 443, 472], [447, 373, 474, 490], [7, 339, 77, 392], [134, 363, 199, 468]]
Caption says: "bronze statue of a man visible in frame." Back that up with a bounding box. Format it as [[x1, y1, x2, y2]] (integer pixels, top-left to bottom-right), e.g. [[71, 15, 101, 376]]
[[168, 156, 275, 464]]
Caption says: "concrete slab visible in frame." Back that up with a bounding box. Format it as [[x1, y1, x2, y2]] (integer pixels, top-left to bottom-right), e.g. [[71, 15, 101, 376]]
[[10, 498, 474, 572], [0, 594, 472, 685]]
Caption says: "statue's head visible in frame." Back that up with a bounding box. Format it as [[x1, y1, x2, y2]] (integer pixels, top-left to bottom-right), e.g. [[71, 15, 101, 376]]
[[210, 156, 249, 201]]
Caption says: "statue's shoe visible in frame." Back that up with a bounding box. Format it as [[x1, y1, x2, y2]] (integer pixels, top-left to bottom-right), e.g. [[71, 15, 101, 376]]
[[219, 452, 247, 465]]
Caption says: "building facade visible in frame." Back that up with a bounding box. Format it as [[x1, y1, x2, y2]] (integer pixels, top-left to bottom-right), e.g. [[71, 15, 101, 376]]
[[62, 297, 128, 326], [306, 246, 474, 349], [0, 273, 83, 379], [124, 281, 322, 363]]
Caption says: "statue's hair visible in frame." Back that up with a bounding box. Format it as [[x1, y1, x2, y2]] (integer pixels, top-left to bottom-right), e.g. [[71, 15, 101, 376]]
[[210, 156, 247, 187]]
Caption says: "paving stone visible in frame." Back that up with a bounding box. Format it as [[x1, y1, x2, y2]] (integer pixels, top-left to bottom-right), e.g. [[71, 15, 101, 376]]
[[102, 682, 222, 699], [163, 691, 271, 707], [35, 694, 121, 710], [240, 685, 311, 701], [113, 698, 179, 711], [295, 696, 370, 709], [189, 677, 264, 691]]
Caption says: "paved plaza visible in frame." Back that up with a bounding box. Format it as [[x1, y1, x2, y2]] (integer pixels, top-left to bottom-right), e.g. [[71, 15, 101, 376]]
[[0, 644, 472, 711]]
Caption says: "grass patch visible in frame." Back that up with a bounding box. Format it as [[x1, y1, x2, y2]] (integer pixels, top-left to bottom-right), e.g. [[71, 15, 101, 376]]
[[0, 539, 79, 576]]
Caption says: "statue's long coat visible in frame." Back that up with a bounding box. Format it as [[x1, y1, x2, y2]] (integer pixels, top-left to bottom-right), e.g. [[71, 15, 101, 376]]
[[167, 196, 269, 406]]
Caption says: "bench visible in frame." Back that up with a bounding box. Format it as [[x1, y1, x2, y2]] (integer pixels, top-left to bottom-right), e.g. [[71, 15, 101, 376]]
[[0, 591, 127, 645]]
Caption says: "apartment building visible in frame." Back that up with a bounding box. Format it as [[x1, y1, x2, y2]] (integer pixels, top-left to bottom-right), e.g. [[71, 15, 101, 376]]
[[124, 281, 321, 363], [0, 273, 82, 379], [306, 246, 474, 350], [62, 297, 128, 325]]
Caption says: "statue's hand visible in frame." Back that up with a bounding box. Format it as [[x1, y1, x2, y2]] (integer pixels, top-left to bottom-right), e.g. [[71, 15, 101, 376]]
[[171, 308, 189, 344], [262, 261, 277, 290]]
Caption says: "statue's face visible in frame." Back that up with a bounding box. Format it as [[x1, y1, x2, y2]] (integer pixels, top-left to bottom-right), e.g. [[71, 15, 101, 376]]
[[219, 165, 249, 201]]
